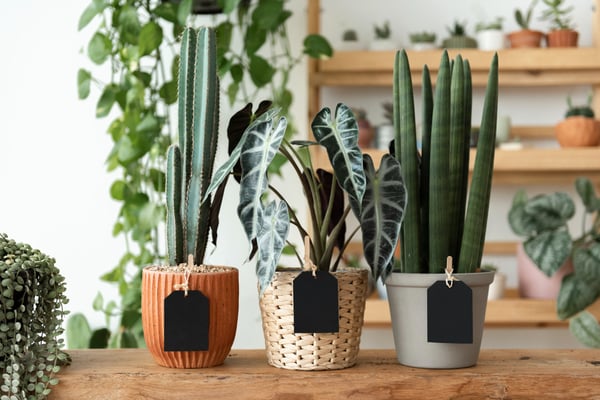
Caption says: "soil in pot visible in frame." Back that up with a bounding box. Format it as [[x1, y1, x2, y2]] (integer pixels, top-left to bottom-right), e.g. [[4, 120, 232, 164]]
[[142, 264, 239, 368]]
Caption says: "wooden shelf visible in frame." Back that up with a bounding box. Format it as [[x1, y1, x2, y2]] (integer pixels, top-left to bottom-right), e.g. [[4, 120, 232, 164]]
[[313, 147, 600, 185], [314, 48, 600, 88], [364, 293, 600, 328], [52, 349, 600, 399]]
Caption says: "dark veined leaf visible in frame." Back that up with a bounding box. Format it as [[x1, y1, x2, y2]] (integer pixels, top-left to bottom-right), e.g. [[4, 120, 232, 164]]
[[88, 32, 112, 64], [303, 34, 333, 59], [576, 177, 600, 213], [316, 169, 345, 250], [523, 229, 572, 277], [361, 154, 406, 282], [238, 115, 288, 244], [557, 274, 600, 320], [77, 69, 92, 99], [569, 311, 600, 348], [256, 201, 289, 294], [311, 103, 366, 219], [139, 21, 163, 56], [573, 243, 600, 284]]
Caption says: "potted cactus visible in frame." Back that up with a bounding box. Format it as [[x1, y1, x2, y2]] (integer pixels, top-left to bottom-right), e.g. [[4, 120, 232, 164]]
[[540, 0, 578, 47], [141, 27, 239, 369], [508, 0, 545, 48], [508, 178, 600, 347], [207, 101, 406, 370], [385, 50, 498, 368], [555, 94, 600, 147], [369, 21, 396, 51], [442, 20, 477, 49]]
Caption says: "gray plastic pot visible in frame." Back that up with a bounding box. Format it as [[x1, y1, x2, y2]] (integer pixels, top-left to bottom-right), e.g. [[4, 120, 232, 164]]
[[385, 271, 494, 369]]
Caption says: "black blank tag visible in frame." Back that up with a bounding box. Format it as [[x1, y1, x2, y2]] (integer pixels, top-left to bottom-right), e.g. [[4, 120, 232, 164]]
[[293, 271, 339, 333], [427, 280, 473, 344], [164, 290, 209, 351]]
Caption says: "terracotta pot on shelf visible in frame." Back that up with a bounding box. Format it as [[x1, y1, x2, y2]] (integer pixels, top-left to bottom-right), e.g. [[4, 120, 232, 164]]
[[507, 29, 545, 48], [546, 29, 578, 47], [555, 116, 600, 147], [142, 265, 239, 368]]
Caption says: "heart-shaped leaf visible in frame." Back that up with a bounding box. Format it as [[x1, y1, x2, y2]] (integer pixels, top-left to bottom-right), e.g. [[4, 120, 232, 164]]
[[523, 229, 572, 277]]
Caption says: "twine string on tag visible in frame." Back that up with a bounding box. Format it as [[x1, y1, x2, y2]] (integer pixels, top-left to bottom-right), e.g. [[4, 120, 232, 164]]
[[445, 256, 460, 288], [303, 236, 317, 278], [174, 254, 193, 296]]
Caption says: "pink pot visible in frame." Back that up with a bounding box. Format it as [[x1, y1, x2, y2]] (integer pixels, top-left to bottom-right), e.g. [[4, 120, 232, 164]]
[[517, 243, 572, 299]]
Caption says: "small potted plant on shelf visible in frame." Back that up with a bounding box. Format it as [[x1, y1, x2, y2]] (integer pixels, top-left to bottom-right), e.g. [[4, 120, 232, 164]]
[[540, 0, 578, 47], [369, 20, 396, 51], [339, 28, 363, 51], [0, 233, 70, 399], [475, 17, 505, 51], [555, 94, 600, 147], [442, 20, 477, 49], [385, 49, 498, 369], [508, 0, 545, 48], [409, 31, 437, 51], [352, 107, 375, 148], [141, 26, 239, 369], [207, 102, 406, 370], [508, 178, 600, 347]]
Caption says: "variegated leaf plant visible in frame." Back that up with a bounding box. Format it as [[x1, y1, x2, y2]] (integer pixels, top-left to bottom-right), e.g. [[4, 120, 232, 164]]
[[207, 102, 407, 292]]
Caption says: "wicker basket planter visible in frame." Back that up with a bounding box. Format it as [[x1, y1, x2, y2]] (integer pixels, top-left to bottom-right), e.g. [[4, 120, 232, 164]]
[[259, 269, 368, 370]]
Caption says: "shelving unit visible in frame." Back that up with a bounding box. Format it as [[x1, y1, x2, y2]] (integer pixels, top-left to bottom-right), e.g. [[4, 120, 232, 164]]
[[306, 1, 600, 329], [306, 0, 600, 184]]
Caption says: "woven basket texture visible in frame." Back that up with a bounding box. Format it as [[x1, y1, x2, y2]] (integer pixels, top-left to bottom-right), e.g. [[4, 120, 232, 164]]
[[259, 269, 368, 370]]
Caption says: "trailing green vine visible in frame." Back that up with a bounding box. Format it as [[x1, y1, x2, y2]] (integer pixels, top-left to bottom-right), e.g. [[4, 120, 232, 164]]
[[72, 0, 331, 348]]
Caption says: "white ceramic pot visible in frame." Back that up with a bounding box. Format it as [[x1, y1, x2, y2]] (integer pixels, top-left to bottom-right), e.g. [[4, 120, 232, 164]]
[[385, 271, 494, 369], [411, 42, 437, 51], [487, 271, 506, 300], [368, 39, 397, 51], [477, 30, 505, 51]]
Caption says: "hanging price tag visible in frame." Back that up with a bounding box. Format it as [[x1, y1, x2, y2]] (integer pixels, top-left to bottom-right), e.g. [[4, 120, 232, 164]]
[[293, 271, 339, 333], [427, 280, 473, 344], [164, 290, 209, 351]]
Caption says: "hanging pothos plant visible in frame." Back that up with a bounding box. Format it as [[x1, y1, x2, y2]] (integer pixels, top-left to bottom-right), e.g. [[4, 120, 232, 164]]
[[71, 0, 331, 348]]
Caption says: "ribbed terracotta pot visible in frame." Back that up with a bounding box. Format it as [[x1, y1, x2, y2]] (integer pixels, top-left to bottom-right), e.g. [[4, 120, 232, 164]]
[[385, 271, 494, 369], [546, 29, 578, 47], [259, 269, 368, 370], [142, 265, 238, 368], [507, 29, 544, 48]]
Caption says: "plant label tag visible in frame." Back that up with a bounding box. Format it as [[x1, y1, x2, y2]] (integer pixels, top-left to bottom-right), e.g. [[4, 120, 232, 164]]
[[427, 280, 473, 344], [293, 271, 339, 333], [164, 290, 209, 351]]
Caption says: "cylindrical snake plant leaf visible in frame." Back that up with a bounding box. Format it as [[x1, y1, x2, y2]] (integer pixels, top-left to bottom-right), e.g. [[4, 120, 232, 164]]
[[428, 51, 451, 273], [361, 154, 406, 282], [420, 65, 433, 272], [458, 53, 498, 273], [311, 103, 366, 219], [394, 50, 421, 273]]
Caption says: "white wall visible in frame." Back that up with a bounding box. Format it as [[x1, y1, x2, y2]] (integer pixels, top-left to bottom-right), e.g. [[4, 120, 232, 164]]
[[0, 1, 593, 350]]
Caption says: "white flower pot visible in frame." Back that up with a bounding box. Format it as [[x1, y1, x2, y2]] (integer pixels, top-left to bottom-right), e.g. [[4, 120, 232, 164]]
[[368, 39, 396, 51], [411, 42, 437, 51], [477, 30, 505, 51]]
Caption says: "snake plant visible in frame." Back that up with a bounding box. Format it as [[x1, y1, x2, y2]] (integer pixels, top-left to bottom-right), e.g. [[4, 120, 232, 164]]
[[166, 26, 221, 266], [394, 49, 498, 274], [208, 103, 406, 292]]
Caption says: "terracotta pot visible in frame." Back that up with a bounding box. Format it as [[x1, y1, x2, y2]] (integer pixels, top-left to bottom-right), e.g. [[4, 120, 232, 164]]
[[259, 269, 368, 370], [507, 30, 544, 48], [546, 29, 578, 47], [517, 243, 573, 299], [555, 116, 600, 147], [142, 265, 238, 368], [357, 119, 375, 148]]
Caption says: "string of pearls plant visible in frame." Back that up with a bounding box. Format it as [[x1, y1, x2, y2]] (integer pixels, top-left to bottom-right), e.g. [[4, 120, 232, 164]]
[[0, 233, 69, 400]]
